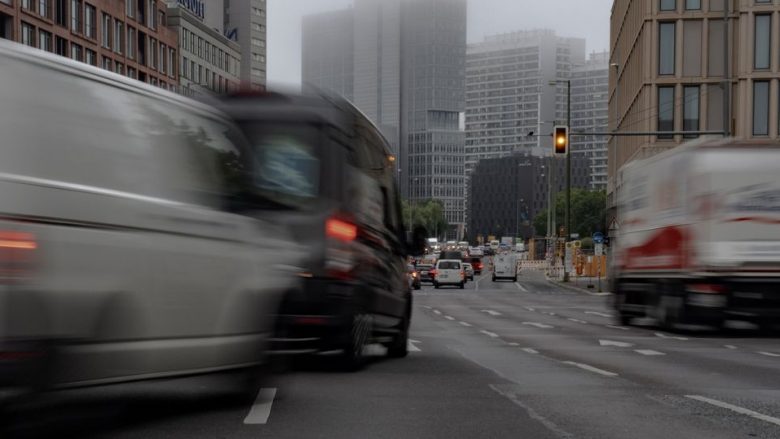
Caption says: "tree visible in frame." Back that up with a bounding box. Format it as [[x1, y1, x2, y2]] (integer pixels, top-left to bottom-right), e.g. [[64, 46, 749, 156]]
[[532, 189, 606, 239], [402, 199, 449, 240]]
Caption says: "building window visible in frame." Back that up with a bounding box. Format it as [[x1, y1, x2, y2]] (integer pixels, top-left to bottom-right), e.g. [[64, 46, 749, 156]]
[[753, 81, 769, 136], [683, 86, 700, 138], [126, 0, 135, 18], [659, 22, 675, 75], [70, 43, 82, 61], [84, 4, 95, 38], [658, 86, 675, 139], [182, 56, 188, 79], [685, 0, 700, 10], [149, 38, 157, 69], [101, 55, 111, 71], [38, 29, 52, 51], [754, 14, 771, 70], [70, 0, 81, 33], [21, 22, 35, 47], [168, 48, 174, 77], [115, 62, 123, 75], [159, 44, 165, 74], [147, 0, 156, 29], [114, 19, 123, 54], [22, 0, 34, 10], [55, 0, 67, 26], [127, 67, 136, 79], [660, 0, 676, 11], [55, 35, 67, 56], [101, 13, 110, 48], [127, 27, 136, 60], [85, 48, 96, 65], [39, 0, 50, 18]]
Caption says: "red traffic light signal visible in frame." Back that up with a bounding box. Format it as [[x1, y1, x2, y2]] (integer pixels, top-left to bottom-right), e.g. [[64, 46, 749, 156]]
[[553, 126, 568, 156]]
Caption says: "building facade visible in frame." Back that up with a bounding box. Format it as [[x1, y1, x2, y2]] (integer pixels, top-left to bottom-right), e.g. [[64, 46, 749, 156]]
[[607, 0, 776, 226], [468, 154, 590, 241], [464, 30, 586, 173], [224, 0, 265, 90], [302, 0, 468, 239], [0, 0, 178, 88], [167, 0, 240, 96], [571, 51, 609, 190]]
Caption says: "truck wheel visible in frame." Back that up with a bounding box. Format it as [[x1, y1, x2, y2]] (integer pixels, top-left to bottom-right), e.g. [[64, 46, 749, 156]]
[[656, 294, 684, 331]]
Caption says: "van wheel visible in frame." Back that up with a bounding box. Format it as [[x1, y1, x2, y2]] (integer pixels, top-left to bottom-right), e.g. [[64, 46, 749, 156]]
[[434, 282, 440, 289], [459, 282, 464, 289], [492, 276, 496, 282], [512, 277, 517, 282], [340, 312, 372, 371]]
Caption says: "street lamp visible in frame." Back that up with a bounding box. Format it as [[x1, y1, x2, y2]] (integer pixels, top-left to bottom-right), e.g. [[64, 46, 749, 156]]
[[549, 79, 571, 282]]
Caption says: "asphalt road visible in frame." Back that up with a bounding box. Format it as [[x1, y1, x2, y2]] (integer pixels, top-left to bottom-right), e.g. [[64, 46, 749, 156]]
[[7, 270, 780, 438]]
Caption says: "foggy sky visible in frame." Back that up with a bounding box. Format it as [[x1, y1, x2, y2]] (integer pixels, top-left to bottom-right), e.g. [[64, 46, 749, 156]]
[[267, 0, 614, 89]]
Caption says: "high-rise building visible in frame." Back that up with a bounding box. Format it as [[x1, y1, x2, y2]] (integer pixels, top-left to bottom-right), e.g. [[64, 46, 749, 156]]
[[464, 30, 586, 173], [0, 0, 178, 89], [571, 51, 609, 190], [166, 0, 241, 96], [224, 0, 266, 90], [608, 0, 773, 230], [302, 0, 467, 239]]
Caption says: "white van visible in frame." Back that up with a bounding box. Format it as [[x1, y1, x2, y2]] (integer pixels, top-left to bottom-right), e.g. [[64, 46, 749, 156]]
[[0, 41, 302, 397], [492, 254, 518, 282], [433, 260, 465, 289]]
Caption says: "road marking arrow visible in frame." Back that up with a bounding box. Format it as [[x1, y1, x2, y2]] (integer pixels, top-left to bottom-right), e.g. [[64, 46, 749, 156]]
[[407, 340, 422, 352], [599, 339, 634, 348]]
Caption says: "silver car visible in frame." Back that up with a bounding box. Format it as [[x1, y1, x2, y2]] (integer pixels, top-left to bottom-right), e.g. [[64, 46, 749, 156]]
[[463, 263, 475, 281]]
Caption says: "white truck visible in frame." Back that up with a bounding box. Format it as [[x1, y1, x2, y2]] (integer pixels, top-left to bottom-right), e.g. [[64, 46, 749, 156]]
[[612, 139, 780, 330]]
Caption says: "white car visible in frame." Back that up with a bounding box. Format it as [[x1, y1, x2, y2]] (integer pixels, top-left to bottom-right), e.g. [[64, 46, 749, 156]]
[[433, 259, 465, 289], [463, 263, 475, 281], [492, 254, 518, 282]]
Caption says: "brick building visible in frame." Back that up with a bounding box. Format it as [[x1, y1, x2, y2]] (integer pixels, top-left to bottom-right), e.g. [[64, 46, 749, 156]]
[[0, 0, 178, 89]]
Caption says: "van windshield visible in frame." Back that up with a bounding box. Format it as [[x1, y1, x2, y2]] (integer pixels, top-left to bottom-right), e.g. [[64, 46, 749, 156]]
[[237, 121, 322, 209]]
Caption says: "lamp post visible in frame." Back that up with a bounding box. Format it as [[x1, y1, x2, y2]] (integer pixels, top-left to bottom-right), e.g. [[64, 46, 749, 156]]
[[549, 79, 571, 281]]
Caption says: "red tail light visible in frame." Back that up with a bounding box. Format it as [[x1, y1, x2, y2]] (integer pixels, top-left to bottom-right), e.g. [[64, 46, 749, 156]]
[[326, 218, 358, 242], [429, 269, 437, 278], [687, 283, 727, 294], [0, 231, 37, 284]]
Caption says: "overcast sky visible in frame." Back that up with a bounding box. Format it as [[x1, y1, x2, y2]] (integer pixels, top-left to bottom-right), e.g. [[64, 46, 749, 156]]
[[267, 0, 613, 89]]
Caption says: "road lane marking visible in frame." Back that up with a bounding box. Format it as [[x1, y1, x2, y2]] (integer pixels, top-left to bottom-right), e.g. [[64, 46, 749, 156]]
[[422, 306, 432, 309], [606, 325, 630, 331], [481, 309, 502, 316], [585, 311, 613, 318], [655, 332, 688, 341], [522, 322, 554, 329], [459, 321, 472, 327], [407, 340, 422, 352], [568, 318, 589, 324], [685, 395, 780, 427], [635, 349, 665, 356], [515, 282, 528, 292], [480, 330, 500, 338], [444, 315, 455, 321], [524, 307, 536, 312], [244, 388, 277, 424], [562, 361, 618, 377], [599, 339, 634, 348], [724, 345, 738, 350], [507, 342, 520, 347], [521, 348, 539, 354], [757, 351, 780, 357], [433, 309, 442, 315]]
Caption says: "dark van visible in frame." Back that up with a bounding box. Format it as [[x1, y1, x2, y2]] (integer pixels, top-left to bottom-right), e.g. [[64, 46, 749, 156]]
[[214, 92, 423, 369]]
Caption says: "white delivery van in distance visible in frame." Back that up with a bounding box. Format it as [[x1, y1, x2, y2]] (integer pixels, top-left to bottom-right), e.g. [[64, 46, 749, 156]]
[[492, 254, 518, 282]]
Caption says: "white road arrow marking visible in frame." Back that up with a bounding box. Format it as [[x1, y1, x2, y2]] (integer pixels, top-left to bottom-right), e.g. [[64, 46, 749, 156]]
[[481, 309, 502, 316], [407, 340, 422, 352], [244, 388, 277, 424], [585, 311, 613, 318], [635, 349, 665, 356], [599, 339, 634, 348], [655, 332, 688, 341], [522, 322, 554, 329]]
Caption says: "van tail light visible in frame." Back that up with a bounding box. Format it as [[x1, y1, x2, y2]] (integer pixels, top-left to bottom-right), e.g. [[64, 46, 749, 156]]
[[0, 231, 37, 284], [429, 269, 437, 278], [325, 216, 357, 280], [687, 283, 727, 294]]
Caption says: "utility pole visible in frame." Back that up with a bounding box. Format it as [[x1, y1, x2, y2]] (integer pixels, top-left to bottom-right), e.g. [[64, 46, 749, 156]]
[[565, 79, 571, 282]]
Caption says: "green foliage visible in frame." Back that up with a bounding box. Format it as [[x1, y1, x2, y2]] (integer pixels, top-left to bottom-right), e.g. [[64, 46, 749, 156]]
[[532, 189, 606, 239], [402, 199, 449, 240]]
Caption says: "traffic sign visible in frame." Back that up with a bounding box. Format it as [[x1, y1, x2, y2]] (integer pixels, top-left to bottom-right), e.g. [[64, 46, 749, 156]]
[[593, 232, 605, 244]]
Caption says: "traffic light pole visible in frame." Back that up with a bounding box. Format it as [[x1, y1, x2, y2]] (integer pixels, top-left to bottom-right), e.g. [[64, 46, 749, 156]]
[[564, 80, 571, 282]]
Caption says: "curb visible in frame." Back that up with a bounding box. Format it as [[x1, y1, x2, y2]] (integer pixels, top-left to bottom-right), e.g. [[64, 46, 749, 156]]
[[546, 278, 612, 296]]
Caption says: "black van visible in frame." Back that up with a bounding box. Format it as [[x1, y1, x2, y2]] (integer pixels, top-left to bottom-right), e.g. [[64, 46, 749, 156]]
[[214, 92, 423, 369]]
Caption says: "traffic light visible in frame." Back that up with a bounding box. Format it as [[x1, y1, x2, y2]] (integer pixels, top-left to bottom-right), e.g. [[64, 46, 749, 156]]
[[553, 125, 568, 156]]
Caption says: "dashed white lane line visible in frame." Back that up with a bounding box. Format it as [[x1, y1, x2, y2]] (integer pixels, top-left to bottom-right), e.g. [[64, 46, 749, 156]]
[[407, 340, 422, 352], [524, 307, 536, 312], [585, 311, 613, 318], [433, 309, 442, 315], [521, 348, 539, 354], [685, 395, 780, 427], [606, 325, 630, 331], [724, 345, 738, 350], [599, 339, 633, 348], [635, 349, 665, 356], [522, 322, 554, 329], [757, 351, 780, 358], [655, 332, 688, 341], [480, 330, 500, 338], [567, 318, 589, 324], [481, 309, 502, 316], [244, 388, 277, 424], [444, 315, 455, 321], [515, 282, 528, 292], [562, 361, 618, 377], [507, 342, 520, 347], [459, 321, 472, 327]]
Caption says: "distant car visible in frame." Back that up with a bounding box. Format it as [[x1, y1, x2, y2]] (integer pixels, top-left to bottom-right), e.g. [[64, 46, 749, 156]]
[[408, 264, 422, 290], [417, 264, 435, 283], [433, 259, 465, 289], [469, 247, 484, 257], [463, 263, 475, 281], [469, 257, 484, 275], [439, 250, 465, 261]]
